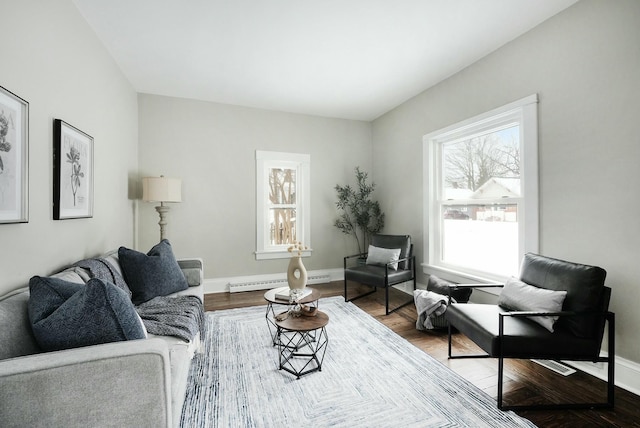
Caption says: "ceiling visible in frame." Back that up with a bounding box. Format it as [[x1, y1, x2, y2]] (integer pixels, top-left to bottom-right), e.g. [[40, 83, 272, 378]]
[[72, 0, 579, 121]]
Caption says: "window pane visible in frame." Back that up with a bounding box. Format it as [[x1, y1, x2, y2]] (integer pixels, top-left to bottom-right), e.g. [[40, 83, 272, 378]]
[[442, 204, 519, 277], [269, 208, 296, 245], [269, 168, 296, 205], [443, 125, 520, 200]]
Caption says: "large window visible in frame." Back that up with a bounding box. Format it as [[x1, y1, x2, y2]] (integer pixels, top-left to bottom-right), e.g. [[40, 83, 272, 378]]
[[255, 151, 310, 260], [423, 95, 538, 282]]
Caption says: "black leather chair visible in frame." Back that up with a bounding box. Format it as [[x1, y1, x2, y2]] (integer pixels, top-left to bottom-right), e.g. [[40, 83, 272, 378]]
[[344, 234, 416, 315], [445, 253, 615, 410]]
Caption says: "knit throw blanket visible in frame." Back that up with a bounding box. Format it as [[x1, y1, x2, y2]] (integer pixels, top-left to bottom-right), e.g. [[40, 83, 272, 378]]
[[73, 258, 131, 297], [136, 295, 205, 343], [74, 257, 204, 342], [413, 289, 449, 330]]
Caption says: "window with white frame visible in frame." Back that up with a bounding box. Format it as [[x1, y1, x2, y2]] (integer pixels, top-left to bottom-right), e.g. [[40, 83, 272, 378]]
[[255, 151, 310, 260], [423, 95, 539, 283]]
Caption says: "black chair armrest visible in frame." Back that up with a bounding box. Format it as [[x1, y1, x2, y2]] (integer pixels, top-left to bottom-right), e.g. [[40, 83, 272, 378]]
[[344, 252, 367, 261], [383, 255, 416, 274], [498, 310, 615, 339], [446, 283, 503, 303], [499, 310, 576, 323], [384, 254, 414, 267], [344, 252, 367, 269], [499, 309, 612, 319], [450, 283, 505, 289]]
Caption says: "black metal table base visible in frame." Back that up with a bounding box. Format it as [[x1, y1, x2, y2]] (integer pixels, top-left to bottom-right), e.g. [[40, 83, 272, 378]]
[[265, 301, 317, 347], [277, 326, 328, 379]]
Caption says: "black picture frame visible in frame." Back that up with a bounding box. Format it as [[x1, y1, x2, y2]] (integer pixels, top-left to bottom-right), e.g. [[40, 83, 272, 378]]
[[0, 85, 29, 224], [53, 119, 94, 220]]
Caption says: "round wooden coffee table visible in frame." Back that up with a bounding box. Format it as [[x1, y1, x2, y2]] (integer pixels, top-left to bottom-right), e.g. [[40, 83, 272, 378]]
[[275, 310, 329, 379]]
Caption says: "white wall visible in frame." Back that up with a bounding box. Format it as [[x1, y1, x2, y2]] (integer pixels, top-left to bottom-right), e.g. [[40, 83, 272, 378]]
[[372, 0, 640, 363], [0, 0, 138, 296], [137, 94, 371, 278]]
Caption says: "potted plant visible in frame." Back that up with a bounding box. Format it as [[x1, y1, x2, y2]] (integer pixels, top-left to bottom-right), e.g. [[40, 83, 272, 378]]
[[334, 167, 385, 256]]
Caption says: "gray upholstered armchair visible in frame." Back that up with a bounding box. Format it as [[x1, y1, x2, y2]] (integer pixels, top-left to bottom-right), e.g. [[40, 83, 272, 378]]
[[343, 234, 416, 315], [445, 253, 614, 410]]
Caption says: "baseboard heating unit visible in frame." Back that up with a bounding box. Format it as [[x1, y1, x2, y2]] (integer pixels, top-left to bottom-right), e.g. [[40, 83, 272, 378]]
[[531, 359, 577, 376], [228, 274, 331, 293]]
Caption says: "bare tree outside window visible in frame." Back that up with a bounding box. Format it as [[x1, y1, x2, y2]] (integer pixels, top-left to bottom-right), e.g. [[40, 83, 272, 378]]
[[444, 126, 520, 194], [269, 167, 296, 245], [255, 151, 310, 260]]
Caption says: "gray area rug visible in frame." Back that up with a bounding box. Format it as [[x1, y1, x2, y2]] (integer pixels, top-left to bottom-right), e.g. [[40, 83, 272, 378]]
[[180, 296, 536, 427]]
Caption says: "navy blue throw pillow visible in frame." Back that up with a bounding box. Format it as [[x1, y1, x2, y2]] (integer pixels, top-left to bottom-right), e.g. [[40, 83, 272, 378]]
[[118, 239, 189, 305], [28, 276, 146, 352]]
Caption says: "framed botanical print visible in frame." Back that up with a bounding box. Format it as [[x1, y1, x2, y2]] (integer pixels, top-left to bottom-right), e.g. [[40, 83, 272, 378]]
[[0, 85, 29, 224], [53, 119, 94, 220]]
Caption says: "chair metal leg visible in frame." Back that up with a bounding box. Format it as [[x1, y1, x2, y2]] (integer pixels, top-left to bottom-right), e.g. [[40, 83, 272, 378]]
[[608, 313, 616, 408], [384, 267, 418, 315], [343, 276, 347, 302], [448, 323, 453, 358], [385, 286, 389, 314], [498, 312, 616, 411], [384, 281, 417, 315], [344, 278, 376, 303], [498, 356, 505, 409]]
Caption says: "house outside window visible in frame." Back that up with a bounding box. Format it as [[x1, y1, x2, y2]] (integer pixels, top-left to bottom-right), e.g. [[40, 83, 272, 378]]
[[255, 151, 310, 260], [423, 95, 538, 283]]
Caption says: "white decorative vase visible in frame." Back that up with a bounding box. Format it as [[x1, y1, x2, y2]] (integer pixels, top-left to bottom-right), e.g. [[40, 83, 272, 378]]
[[287, 256, 308, 290]]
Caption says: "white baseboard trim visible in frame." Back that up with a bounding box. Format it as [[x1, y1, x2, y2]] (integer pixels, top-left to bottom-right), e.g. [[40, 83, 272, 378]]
[[567, 353, 640, 397], [204, 268, 344, 294]]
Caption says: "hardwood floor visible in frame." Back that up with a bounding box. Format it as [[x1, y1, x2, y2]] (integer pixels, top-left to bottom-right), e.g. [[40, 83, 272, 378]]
[[205, 282, 640, 428]]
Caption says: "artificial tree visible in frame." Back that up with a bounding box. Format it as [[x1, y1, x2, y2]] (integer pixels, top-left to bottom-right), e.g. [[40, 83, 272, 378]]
[[334, 167, 385, 255]]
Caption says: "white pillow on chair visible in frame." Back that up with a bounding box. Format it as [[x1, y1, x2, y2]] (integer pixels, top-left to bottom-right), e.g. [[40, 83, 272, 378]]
[[498, 277, 567, 332], [366, 245, 402, 270]]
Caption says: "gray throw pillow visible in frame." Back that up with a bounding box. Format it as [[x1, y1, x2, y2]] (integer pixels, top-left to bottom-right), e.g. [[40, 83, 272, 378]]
[[118, 239, 189, 305], [498, 277, 567, 332], [28, 276, 146, 352], [366, 245, 402, 270]]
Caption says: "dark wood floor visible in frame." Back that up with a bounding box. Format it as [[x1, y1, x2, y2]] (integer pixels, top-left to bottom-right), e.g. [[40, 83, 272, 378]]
[[205, 282, 640, 428]]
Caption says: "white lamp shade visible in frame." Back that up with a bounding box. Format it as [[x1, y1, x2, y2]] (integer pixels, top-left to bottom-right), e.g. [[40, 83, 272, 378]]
[[142, 176, 182, 203]]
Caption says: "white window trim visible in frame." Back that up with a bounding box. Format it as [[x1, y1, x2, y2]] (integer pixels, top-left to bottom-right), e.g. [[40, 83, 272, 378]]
[[255, 150, 311, 260], [422, 94, 539, 286]]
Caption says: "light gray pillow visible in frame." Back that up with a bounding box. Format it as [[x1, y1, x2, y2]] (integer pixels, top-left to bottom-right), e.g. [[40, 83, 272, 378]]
[[498, 277, 567, 332], [366, 245, 402, 270]]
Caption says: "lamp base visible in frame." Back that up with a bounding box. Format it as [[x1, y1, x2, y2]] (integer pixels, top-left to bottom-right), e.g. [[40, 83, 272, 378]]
[[155, 203, 171, 241]]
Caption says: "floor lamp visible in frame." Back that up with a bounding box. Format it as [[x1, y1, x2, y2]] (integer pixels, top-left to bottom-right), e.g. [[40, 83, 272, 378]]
[[142, 176, 182, 241]]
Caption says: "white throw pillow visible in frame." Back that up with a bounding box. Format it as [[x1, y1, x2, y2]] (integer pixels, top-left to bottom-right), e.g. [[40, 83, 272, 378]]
[[366, 245, 402, 270], [498, 277, 567, 332]]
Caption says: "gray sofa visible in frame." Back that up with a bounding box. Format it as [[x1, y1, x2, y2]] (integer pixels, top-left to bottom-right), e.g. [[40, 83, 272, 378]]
[[0, 250, 204, 428]]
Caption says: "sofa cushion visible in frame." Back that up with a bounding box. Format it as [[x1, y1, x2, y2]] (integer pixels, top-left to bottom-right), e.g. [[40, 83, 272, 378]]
[[28, 276, 146, 352], [49, 268, 86, 284], [498, 277, 567, 332], [102, 249, 125, 279], [0, 289, 41, 360], [177, 259, 203, 287], [118, 240, 189, 305]]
